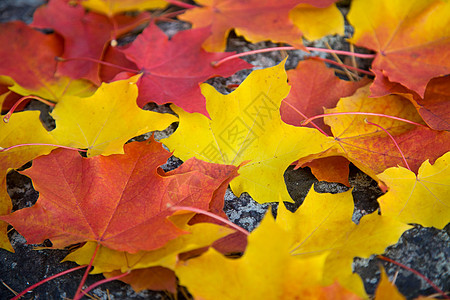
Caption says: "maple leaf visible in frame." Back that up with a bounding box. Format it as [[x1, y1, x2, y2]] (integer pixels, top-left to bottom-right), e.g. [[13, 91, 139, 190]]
[[374, 268, 405, 300], [0, 22, 96, 102], [176, 210, 328, 299], [300, 156, 351, 186], [116, 24, 252, 116], [80, 0, 168, 16], [104, 267, 177, 293], [280, 59, 369, 134], [100, 45, 138, 83], [370, 71, 450, 131], [348, 0, 450, 97], [0, 139, 240, 253], [0, 111, 57, 252], [0, 78, 23, 113], [277, 188, 411, 297], [32, 0, 150, 85], [317, 282, 362, 300], [296, 85, 450, 180], [289, 2, 343, 41], [49, 76, 177, 157], [179, 0, 340, 51], [162, 60, 334, 203], [63, 213, 234, 273], [377, 152, 450, 229]]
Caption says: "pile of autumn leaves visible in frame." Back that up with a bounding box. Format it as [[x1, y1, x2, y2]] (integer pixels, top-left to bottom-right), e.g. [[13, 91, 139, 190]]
[[0, 0, 449, 298]]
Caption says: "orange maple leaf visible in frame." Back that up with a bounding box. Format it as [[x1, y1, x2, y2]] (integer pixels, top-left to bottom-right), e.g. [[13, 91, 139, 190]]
[[297, 85, 450, 180], [180, 0, 339, 51], [1, 138, 239, 253], [371, 70, 450, 131], [348, 0, 450, 97], [281, 59, 369, 135]]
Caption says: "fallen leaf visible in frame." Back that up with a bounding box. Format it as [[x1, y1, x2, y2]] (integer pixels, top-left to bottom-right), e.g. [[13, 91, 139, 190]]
[[348, 0, 450, 97], [289, 2, 343, 41], [413, 76, 450, 131], [0, 21, 62, 91], [117, 24, 252, 116], [63, 213, 235, 273], [300, 156, 350, 186], [296, 85, 450, 180], [370, 71, 450, 131], [32, 0, 150, 85], [374, 268, 405, 300], [104, 267, 177, 293], [322, 212, 410, 297], [180, 0, 339, 51], [377, 152, 450, 229], [0, 139, 239, 252], [317, 281, 362, 300], [50, 76, 177, 157], [0, 111, 57, 251], [281, 59, 369, 134], [176, 210, 328, 299], [0, 21, 96, 103], [100, 45, 138, 83], [163, 60, 333, 203], [277, 188, 411, 297], [80, 0, 168, 16]]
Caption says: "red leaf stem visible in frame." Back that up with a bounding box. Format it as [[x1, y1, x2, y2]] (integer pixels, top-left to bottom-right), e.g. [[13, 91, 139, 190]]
[[11, 265, 87, 300], [377, 255, 450, 299], [212, 46, 376, 67]]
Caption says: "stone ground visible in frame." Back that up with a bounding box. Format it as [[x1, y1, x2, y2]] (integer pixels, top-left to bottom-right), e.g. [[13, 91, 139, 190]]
[[0, 1, 449, 299]]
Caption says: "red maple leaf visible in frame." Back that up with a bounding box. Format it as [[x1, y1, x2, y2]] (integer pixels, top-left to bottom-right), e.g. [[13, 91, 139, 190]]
[[0, 21, 62, 90], [371, 69, 450, 131], [0, 138, 239, 253], [116, 24, 253, 117], [280, 59, 369, 135], [32, 0, 150, 85]]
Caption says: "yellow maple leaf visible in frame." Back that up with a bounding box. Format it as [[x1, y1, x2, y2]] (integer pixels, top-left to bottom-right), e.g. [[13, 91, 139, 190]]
[[6, 75, 96, 103], [277, 188, 411, 297], [176, 210, 327, 299], [374, 268, 405, 300], [63, 213, 234, 274], [290, 3, 344, 41], [50, 76, 178, 157], [0, 111, 57, 251], [296, 85, 449, 180], [80, 0, 168, 16], [162, 60, 334, 204], [377, 152, 450, 229]]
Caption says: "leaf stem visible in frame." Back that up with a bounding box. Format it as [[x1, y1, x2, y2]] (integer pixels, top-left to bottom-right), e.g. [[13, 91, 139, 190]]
[[0, 144, 87, 152], [364, 120, 411, 171], [75, 271, 131, 300], [281, 101, 329, 136], [171, 206, 250, 236], [301, 112, 427, 128], [212, 46, 376, 67], [3, 96, 55, 123], [377, 255, 450, 299], [11, 265, 86, 300], [73, 242, 101, 300], [56, 56, 140, 74], [311, 57, 374, 76]]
